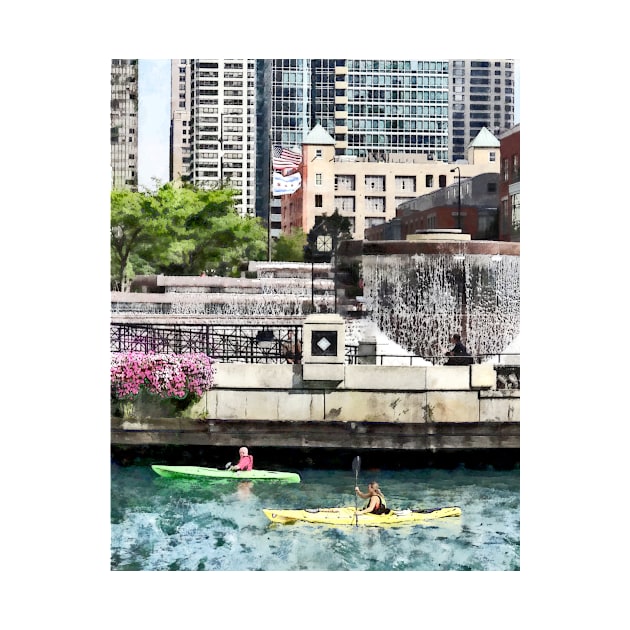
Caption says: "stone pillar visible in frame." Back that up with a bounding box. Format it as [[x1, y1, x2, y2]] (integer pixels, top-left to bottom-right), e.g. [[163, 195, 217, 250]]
[[302, 313, 345, 382]]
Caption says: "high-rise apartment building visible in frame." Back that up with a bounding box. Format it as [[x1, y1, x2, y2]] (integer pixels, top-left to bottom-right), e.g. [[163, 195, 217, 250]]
[[169, 59, 515, 226], [111, 59, 139, 190], [169, 59, 257, 217], [449, 59, 515, 162]]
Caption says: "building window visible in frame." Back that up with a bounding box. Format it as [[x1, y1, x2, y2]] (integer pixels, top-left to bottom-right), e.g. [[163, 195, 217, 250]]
[[489, 151, 496, 162], [315, 149, 322, 158], [365, 175, 385, 191], [334, 196, 355, 212], [365, 217, 385, 229], [487, 182, 497, 193], [316, 173, 322, 185], [365, 197, 385, 213], [511, 192, 520, 228], [315, 194, 323, 208], [335, 175, 355, 191], [396, 176, 416, 192], [425, 174, 433, 188]]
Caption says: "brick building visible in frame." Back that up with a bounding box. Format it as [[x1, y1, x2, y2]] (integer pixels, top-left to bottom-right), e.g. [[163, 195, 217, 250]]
[[498, 124, 520, 241]]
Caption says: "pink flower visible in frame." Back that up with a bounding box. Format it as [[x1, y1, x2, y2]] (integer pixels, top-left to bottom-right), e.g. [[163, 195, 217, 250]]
[[111, 351, 216, 401]]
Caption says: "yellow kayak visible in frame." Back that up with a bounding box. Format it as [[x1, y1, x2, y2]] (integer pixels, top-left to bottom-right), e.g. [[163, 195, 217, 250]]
[[262, 506, 461, 527]]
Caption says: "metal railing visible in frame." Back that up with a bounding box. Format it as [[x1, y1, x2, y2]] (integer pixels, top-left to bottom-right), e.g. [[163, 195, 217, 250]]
[[110, 323, 519, 387], [110, 323, 303, 364], [346, 353, 520, 366]]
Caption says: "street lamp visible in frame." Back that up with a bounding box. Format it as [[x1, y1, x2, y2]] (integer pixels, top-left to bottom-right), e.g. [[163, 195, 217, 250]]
[[315, 233, 333, 313], [450, 167, 462, 230], [219, 112, 224, 183]]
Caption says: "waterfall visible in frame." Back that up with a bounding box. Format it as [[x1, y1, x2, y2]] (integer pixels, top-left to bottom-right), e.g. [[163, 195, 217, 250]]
[[362, 253, 520, 359]]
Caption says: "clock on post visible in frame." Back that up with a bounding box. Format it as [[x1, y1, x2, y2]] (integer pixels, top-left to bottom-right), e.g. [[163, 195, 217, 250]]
[[316, 234, 333, 255]]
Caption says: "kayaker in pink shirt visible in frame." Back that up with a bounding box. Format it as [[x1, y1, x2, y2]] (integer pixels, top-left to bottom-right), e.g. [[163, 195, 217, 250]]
[[229, 446, 254, 471]]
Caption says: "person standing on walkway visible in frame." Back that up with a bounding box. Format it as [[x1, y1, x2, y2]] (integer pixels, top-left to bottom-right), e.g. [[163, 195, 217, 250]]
[[282, 330, 302, 364], [445, 333, 473, 365]]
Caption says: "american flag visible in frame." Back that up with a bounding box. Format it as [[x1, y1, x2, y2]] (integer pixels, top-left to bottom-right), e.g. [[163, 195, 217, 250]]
[[272, 145, 302, 171]]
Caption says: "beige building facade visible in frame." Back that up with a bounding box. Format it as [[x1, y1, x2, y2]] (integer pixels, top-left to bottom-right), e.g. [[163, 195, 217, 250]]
[[281, 125, 501, 240]]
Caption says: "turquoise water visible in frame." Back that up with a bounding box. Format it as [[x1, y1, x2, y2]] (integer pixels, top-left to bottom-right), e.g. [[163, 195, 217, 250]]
[[111, 460, 519, 571]]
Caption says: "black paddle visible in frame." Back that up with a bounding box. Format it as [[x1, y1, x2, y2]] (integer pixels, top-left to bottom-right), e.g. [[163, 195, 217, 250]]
[[352, 455, 361, 527]]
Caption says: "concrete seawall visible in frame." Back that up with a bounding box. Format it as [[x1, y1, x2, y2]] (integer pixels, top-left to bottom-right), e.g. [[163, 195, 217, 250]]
[[111, 362, 519, 452]]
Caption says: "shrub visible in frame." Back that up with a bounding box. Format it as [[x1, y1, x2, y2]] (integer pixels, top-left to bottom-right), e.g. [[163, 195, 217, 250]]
[[111, 352, 216, 400]]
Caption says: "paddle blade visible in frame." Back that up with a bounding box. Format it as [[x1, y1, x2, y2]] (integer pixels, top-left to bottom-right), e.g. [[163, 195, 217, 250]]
[[352, 456, 361, 475], [225, 462, 232, 470]]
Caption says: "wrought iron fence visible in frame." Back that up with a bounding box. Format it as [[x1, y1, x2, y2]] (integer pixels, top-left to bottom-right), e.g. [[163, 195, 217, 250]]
[[110, 323, 303, 364], [110, 323, 519, 387]]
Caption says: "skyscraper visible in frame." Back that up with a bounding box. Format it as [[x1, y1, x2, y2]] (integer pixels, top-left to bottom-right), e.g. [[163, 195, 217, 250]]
[[110, 59, 139, 190], [169, 59, 515, 228], [266, 59, 452, 160], [449, 59, 516, 162], [170, 59, 257, 217]]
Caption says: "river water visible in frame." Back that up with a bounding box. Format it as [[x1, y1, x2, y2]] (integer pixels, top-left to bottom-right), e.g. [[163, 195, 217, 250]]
[[111, 456, 519, 571]]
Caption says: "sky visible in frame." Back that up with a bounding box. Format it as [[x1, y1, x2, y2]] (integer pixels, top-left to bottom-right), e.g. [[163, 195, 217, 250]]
[[138, 59, 171, 188], [138, 59, 520, 190]]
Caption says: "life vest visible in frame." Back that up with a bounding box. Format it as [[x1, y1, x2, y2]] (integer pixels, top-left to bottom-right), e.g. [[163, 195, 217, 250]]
[[366, 494, 390, 515], [238, 455, 253, 471]]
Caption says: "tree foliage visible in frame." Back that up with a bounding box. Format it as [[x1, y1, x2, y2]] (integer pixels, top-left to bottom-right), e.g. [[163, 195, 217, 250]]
[[272, 228, 306, 262], [111, 183, 267, 289], [304, 210, 353, 263]]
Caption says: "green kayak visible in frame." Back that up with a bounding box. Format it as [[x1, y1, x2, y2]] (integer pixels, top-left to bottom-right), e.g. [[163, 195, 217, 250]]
[[151, 464, 301, 483]]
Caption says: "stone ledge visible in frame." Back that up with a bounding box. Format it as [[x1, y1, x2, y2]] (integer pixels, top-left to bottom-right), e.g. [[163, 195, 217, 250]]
[[111, 418, 520, 450], [479, 389, 520, 399]]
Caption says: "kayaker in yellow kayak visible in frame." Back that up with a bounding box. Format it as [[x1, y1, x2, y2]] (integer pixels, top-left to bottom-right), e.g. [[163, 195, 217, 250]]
[[354, 481, 390, 515]]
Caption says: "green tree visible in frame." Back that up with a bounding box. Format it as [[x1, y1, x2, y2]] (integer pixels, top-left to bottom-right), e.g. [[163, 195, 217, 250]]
[[311, 210, 352, 241], [176, 186, 267, 275], [272, 228, 306, 262], [304, 210, 353, 263], [110, 188, 166, 290], [111, 183, 268, 288]]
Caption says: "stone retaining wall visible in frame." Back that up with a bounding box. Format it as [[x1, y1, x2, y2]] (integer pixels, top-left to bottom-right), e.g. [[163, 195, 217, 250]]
[[111, 362, 519, 451]]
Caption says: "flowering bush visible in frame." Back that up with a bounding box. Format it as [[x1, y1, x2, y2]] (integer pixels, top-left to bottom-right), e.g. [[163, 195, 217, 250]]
[[111, 352, 216, 400]]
